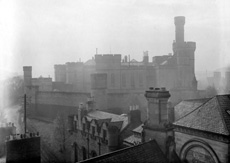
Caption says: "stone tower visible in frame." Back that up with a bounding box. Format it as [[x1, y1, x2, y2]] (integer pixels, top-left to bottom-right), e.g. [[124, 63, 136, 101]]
[[143, 87, 174, 158], [173, 16, 197, 90]]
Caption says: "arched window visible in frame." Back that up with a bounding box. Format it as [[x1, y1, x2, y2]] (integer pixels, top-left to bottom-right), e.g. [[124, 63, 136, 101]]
[[82, 146, 87, 160], [91, 150, 97, 157]]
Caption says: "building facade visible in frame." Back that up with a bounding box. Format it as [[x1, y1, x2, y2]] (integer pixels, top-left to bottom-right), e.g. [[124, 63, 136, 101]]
[[174, 95, 230, 163]]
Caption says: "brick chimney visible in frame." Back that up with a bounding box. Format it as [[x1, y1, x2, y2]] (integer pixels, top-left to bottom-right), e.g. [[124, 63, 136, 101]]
[[129, 105, 141, 124]]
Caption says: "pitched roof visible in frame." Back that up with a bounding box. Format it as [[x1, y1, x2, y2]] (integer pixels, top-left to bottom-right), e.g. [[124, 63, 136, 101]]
[[174, 98, 210, 121], [174, 95, 230, 135], [80, 140, 169, 163], [123, 135, 142, 145], [86, 111, 129, 131]]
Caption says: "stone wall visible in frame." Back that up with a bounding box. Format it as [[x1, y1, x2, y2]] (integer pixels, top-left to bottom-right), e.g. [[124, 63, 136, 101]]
[[175, 131, 228, 163], [29, 91, 89, 119]]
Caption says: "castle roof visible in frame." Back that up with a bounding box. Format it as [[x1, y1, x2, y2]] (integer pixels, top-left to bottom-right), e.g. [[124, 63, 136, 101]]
[[174, 95, 230, 136], [80, 139, 168, 163], [86, 110, 129, 131]]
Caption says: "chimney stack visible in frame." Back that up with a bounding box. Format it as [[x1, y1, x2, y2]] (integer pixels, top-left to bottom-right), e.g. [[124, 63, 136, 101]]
[[145, 87, 170, 127]]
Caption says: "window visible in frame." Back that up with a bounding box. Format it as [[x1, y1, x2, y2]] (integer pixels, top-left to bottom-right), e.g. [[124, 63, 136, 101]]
[[83, 123, 86, 131], [91, 150, 97, 157], [92, 126, 95, 135], [103, 129, 107, 139], [139, 73, 143, 87], [82, 147, 87, 160], [111, 73, 115, 87], [122, 73, 126, 87], [131, 72, 135, 88]]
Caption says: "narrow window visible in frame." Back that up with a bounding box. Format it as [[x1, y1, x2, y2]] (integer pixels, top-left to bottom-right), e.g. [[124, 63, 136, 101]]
[[92, 126, 95, 135], [103, 129, 107, 139]]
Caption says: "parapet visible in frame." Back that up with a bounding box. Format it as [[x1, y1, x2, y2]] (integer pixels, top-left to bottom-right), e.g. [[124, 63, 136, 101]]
[[6, 132, 40, 142], [174, 16, 185, 26], [185, 41, 196, 50], [95, 54, 122, 65], [23, 66, 32, 71], [54, 64, 66, 70], [145, 87, 171, 99]]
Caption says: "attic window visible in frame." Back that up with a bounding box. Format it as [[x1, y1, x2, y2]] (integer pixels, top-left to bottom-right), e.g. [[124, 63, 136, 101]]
[[226, 110, 230, 116]]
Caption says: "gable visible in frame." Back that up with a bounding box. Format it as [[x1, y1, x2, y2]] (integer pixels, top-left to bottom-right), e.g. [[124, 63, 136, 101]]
[[174, 97, 229, 135]]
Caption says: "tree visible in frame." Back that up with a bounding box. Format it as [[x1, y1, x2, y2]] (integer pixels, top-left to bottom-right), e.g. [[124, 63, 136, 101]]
[[53, 111, 69, 162], [3, 76, 24, 106]]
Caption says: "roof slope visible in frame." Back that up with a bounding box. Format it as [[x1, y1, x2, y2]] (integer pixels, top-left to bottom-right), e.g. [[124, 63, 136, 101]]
[[87, 111, 129, 131], [174, 95, 230, 135], [174, 98, 210, 121], [80, 140, 168, 163]]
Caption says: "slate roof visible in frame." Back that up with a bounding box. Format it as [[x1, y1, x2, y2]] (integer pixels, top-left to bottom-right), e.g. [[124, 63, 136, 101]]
[[123, 135, 142, 145], [174, 95, 230, 135], [86, 111, 129, 131], [174, 98, 210, 121], [80, 140, 169, 163]]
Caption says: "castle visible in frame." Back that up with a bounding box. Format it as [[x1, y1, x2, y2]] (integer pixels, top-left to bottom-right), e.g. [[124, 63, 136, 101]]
[[23, 16, 204, 120]]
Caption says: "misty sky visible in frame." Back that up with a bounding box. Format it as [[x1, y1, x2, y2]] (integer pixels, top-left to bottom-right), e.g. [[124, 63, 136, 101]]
[[0, 0, 230, 79]]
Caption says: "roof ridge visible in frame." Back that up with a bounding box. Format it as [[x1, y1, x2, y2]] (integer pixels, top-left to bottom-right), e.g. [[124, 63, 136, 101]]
[[175, 97, 211, 122], [215, 96, 230, 135]]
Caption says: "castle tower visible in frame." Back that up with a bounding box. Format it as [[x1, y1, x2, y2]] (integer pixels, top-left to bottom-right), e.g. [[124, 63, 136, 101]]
[[143, 87, 174, 156], [90, 73, 108, 110], [23, 66, 32, 94], [54, 64, 66, 83], [173, 16, 197, 90], [174, 16, 185, 44]]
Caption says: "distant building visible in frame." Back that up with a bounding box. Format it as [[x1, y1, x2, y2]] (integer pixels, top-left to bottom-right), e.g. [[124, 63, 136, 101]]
[[23, 16, 204, 122], [174, 95, 230, 163], [67, 99, 142, 162]]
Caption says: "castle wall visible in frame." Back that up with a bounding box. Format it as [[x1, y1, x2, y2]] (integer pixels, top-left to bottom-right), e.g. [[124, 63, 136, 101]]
[[156, 66, 177, 89], [29, 91, 89, 119]]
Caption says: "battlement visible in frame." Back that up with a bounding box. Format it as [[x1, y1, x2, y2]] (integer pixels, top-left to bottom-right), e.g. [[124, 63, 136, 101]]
[[54, 64, 66, 70], [174, 16, 185, 26], [95, 54, 121, 64], [173, 41, 196, 51], [66, 62, 84, 67], [23, 66, 32, 71], [145, 87, 171, 99]]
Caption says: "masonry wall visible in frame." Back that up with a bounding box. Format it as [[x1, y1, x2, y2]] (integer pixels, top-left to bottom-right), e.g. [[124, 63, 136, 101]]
[[29, 91, 89, 119], [175, 131, 228, 163], [6, 137, 41, 163], [71, 132, 109, 162]]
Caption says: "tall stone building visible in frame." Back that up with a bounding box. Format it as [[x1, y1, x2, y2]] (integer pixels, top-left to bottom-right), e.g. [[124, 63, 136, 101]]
[[54, 16, 201, 114]]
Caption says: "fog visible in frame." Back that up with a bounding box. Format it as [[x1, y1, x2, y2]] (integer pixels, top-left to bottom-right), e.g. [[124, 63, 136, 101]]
[[0, 0, 230, 79]]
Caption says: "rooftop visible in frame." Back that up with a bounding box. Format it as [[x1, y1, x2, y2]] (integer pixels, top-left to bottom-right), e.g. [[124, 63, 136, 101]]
[[174, 98, 210, 121], [86, 110, 129, 131], [80, 139, 168, 163], [174, 95, 230, 135]]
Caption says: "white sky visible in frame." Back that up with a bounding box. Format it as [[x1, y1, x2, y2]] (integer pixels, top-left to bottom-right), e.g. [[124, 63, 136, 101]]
[[0, 0, 230, 79]]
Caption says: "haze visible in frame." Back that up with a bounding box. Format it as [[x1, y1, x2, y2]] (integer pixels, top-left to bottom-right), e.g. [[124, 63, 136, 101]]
[[0, 0, 230, 79]]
